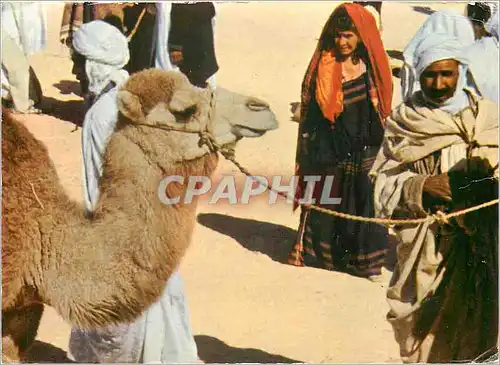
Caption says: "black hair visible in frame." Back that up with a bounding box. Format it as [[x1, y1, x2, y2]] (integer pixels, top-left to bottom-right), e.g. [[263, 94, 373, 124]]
[[70, 48, 86, 65], [467, 2, 492, 25], [102, 15, 125, 33], [320, 6, 368, 63]]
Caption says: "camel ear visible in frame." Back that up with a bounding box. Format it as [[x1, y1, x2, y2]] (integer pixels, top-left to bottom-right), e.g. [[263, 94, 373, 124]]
[[117, 90, 145, 123]]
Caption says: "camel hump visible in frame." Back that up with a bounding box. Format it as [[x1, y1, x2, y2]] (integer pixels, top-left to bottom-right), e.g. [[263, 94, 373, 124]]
[[2, 106, 64, 213], [2, 107, 51, 168]]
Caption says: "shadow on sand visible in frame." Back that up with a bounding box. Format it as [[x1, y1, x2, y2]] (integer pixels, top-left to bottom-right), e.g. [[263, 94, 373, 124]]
[[197, 213, 297, 264], [25, 337, 300, 363], [412, 6, 435, 15], [41, 97, 85, 128], [195, 335, 302, 363], [197, 213, 398, 271], [25, 340, 73, 363], [52, 80, 83, 97]]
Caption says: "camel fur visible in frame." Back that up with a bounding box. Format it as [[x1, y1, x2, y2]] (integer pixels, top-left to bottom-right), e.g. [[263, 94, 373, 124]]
[[2, 69, 278, 362]]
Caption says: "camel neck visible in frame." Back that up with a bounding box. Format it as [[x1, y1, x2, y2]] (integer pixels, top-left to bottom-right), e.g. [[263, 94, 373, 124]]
[[39, 129, 204, 329]]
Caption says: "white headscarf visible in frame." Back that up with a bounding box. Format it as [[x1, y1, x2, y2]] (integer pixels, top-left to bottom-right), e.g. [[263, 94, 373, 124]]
[[72, 20, 130, 96], [412, 33, 472, 114], [401, 10, 476, 101]]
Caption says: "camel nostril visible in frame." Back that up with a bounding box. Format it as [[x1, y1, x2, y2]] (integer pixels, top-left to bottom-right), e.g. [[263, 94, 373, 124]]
[[246, 98, 270, 112]]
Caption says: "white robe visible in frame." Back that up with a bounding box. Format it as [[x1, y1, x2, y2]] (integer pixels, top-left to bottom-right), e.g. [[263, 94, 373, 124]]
[[1, 2, 47, 102], [1, 2, 47, 55]]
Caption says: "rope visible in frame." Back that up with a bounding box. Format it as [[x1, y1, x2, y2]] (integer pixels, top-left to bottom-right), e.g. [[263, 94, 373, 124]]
[[141, 90, 498, 227], [126, 7, 146, 42], [218, 149, 498, 227]]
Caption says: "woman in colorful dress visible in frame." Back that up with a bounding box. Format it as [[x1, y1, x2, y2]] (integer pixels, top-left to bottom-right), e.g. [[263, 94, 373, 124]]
[[288, 3, 393, 281]]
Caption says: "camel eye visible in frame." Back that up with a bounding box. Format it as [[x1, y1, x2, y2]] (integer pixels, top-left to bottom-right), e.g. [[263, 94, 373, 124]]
[[172, 106, 197, 121], [246, 98, 269, 112]]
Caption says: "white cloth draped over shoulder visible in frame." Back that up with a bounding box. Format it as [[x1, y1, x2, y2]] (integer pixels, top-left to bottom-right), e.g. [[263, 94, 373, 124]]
[[371, 9, 499, 363], [372, 27, 498, 218], [153, 2, 217, 89], [368, 87, 499, 362], [370, 90, 499, 218], [400, 10, 476, 102], [68, 20, 199, 364]]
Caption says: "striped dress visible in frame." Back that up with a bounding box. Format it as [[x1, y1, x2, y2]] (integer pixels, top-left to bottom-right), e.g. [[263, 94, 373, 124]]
[[291, 70, 388, 277]]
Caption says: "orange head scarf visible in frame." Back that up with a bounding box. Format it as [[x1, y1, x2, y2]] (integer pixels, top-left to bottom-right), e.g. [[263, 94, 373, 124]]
[[300, 3, 393, 124], [293, 3, 393, 212]]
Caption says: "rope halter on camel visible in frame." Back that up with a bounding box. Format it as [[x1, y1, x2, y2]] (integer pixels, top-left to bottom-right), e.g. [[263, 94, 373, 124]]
[[141, 88, 498, 228]]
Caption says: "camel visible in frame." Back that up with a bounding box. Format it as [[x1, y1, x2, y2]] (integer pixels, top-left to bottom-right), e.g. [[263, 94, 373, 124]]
[[2, 69, 278, 362]]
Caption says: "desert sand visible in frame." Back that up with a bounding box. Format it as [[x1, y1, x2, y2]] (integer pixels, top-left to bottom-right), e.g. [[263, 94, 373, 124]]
[[12, 1, 467, 363]]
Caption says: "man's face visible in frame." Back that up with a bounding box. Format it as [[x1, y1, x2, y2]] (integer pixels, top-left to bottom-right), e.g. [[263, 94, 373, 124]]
[[334, 30, 359, 58], [71, 51, 87, 83], [472, 23, 487, 40], [419, 59, 460, 105]]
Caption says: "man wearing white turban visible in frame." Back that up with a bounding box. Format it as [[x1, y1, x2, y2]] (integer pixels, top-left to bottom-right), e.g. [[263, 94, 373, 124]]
[[68, 20, 199, 364], [369, 29, 499, 362], [400, 10, 476, 102]]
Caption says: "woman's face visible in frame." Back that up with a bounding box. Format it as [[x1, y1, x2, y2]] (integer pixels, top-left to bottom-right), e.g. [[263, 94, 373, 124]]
[[334, 30, 359, 58]]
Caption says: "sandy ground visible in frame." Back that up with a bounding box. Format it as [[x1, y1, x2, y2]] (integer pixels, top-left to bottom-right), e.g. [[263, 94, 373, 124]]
[[12, 1, 466, 363]]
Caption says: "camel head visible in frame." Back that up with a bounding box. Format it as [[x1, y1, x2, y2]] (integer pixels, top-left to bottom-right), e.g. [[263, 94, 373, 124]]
[[212, 86, 278, 141], [115, 69, 278, 162]]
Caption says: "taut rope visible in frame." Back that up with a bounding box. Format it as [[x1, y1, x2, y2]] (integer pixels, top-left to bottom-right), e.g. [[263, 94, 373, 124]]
[[144, 91, 499, 228]]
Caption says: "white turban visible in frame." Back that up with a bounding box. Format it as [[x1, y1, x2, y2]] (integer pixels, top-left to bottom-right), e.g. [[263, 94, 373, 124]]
[[72, 20, 130, 96], [412, 34, 471, 78], [410, 32, 473, 114], [400, 10, 475, 101]]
